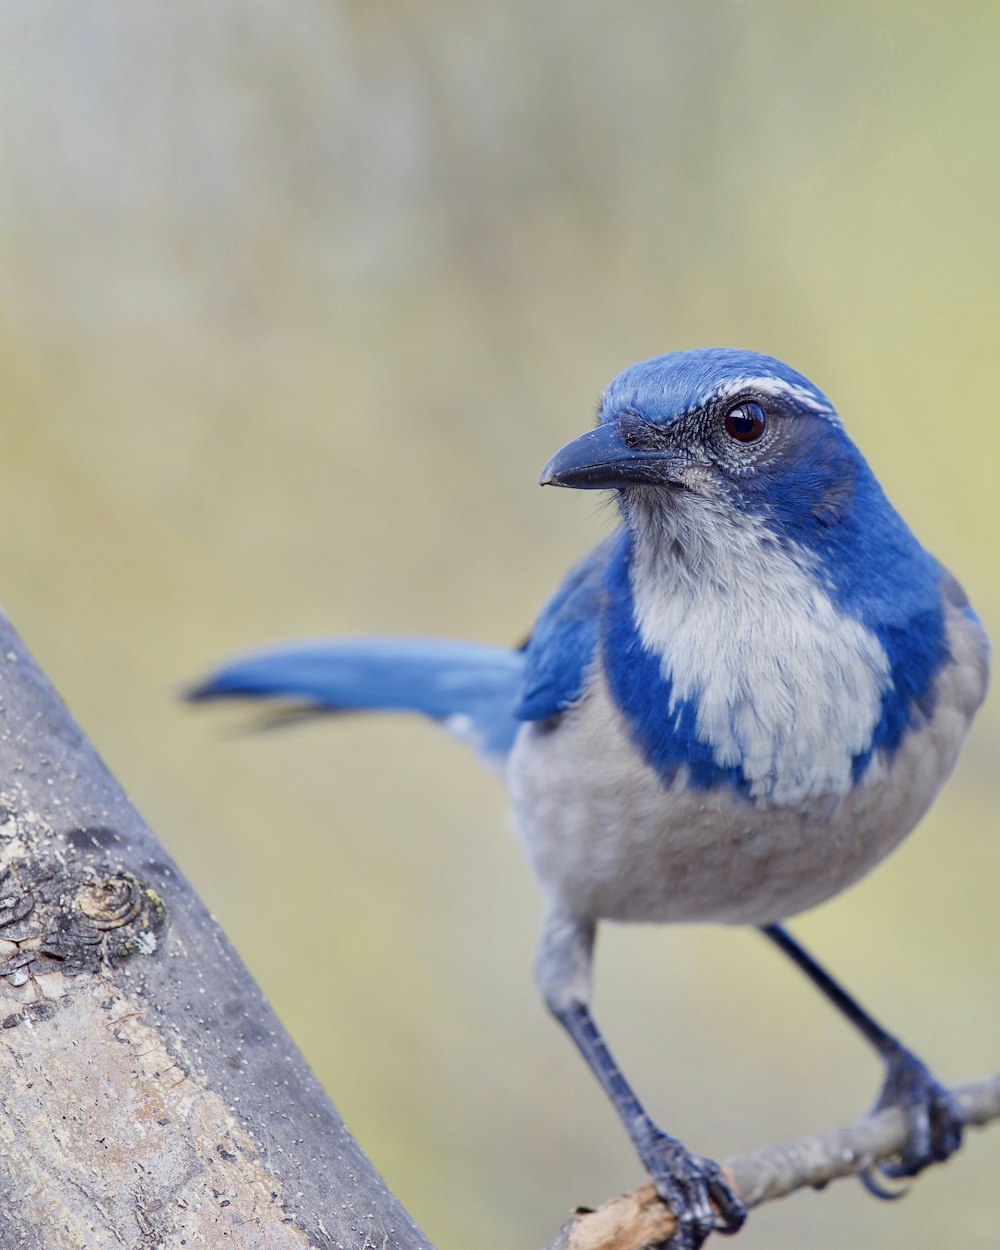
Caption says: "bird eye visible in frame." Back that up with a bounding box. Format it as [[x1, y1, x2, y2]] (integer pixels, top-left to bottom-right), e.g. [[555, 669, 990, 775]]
[[723, 401, 767, 444]]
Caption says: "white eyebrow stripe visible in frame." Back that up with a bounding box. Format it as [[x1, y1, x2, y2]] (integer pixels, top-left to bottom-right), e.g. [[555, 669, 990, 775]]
[[702, 375, 840, 420]]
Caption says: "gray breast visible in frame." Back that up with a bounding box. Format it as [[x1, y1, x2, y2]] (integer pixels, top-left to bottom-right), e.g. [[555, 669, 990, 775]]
[[505, 601, 988, 928]]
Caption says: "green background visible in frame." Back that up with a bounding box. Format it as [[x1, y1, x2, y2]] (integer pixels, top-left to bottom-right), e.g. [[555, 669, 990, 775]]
[[1, 5, 997, 1248]]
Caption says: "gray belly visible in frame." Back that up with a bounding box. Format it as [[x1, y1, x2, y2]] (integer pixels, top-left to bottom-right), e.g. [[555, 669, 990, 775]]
[[506, 608, 987, 927]]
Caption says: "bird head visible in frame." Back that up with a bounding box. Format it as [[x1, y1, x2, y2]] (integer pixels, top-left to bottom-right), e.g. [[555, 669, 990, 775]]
[[540, 349, 863, 539]]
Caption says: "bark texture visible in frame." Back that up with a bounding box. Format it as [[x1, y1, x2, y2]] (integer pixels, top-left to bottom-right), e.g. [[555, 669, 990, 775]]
[[0, 613, 434, 1250]]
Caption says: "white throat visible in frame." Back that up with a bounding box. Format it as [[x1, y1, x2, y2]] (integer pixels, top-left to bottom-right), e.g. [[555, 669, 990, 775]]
[[625, 494, 891, 805]]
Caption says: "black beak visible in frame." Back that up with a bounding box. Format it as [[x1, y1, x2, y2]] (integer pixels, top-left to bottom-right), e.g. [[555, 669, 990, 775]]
[[540, 421, 686, 490]]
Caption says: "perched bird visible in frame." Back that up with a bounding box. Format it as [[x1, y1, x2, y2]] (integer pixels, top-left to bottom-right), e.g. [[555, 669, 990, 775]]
[[189, 349, 989, 1249]]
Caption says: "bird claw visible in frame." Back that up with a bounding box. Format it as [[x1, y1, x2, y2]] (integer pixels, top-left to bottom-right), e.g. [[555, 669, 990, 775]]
[[636, 1127, 747, 1249], [859, 1166, 909, 1201], [862, 1045, 964, 1198]]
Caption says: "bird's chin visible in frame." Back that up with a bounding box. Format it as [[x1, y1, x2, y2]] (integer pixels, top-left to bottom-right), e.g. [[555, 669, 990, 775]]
[[619, 472, 726, 537], [618, 482, 685, 530], [620, 472, 711, 507], [619, 482, 684, 511]]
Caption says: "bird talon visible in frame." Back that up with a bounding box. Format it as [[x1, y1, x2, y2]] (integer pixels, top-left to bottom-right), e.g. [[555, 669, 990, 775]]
[[640, 1130, 747, 1248], [860, 1165, 910, 1201], [864, 1046, 964, 1187]]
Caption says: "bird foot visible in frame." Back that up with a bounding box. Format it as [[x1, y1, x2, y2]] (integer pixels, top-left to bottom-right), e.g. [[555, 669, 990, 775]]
[[861, 1044, 964, 1199], [635, 1125, 747, 1249]]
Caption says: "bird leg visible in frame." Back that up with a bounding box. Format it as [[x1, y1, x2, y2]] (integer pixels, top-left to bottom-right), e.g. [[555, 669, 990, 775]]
[[553, 1000, 747, 1248], [760, 923, 964, 1194], [537, 912, 745, 1249]]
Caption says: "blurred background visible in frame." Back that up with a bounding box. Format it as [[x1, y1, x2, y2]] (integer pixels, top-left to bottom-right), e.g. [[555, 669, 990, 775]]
[[0, 3, 997, 1248]]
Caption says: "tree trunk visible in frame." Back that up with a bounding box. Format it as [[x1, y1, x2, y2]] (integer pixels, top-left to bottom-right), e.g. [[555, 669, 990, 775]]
[[0, 611, 435, 1250]]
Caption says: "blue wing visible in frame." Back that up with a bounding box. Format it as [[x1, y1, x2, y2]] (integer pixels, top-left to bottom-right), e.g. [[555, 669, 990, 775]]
[[515, 533, 617, 722], [188, 637, 526, 765]]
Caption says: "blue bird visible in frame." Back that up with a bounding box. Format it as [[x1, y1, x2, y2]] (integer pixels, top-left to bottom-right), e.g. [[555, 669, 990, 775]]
[[189, 348, 989, 1249]]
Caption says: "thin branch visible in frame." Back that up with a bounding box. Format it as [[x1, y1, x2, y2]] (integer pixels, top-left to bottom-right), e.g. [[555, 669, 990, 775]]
[[541, 1073, 1000, 1250]]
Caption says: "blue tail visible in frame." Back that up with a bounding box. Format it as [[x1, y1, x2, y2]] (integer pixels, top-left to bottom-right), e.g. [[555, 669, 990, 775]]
[[187, 637, 526, 766]]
